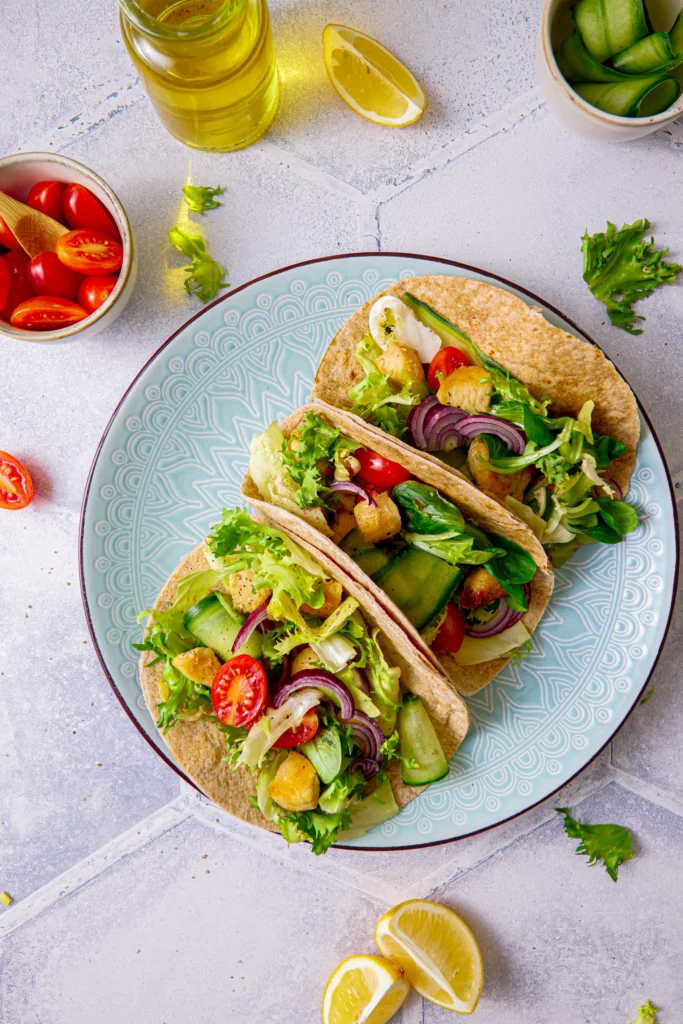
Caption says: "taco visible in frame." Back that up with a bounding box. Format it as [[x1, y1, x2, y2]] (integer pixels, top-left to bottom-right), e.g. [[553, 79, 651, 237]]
[[243, 405, 553, 696], [311, 275, 641, 568], [137, 509, 469, 853]]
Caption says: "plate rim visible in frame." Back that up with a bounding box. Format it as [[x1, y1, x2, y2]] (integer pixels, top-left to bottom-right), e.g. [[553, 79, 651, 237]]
[[78, 250, 680, 852]]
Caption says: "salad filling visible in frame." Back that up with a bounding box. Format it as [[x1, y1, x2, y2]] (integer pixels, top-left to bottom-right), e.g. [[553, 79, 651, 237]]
[[136, 510, 467, 853]]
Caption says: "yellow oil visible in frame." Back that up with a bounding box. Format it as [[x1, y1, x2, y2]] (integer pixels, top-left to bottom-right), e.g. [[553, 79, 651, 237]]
[[119, 0, 279, 152]]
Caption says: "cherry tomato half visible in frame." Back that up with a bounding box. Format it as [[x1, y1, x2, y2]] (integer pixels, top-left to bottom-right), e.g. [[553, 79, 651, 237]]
[[0, 251, 33, 321], [62, 182, 121, 241], [273, 708, 319, 749], [433, 603, 466, 654], [0, 257, 9, 310], [10, 296, 88, 331], [78, 274, 118, 314], [211, 654, 268, 728], [27, 180, 66, 222], [55, 228, 123, 275], [427, 347, 470, 393], [356, 449, 411, 490], [27, 251, 82, 301], [0, 451, 34, 510], [0, 216, 21, 250]]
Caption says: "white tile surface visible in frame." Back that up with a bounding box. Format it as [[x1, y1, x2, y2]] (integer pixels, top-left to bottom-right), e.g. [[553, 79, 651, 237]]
[[3, 1, 683, 1020]]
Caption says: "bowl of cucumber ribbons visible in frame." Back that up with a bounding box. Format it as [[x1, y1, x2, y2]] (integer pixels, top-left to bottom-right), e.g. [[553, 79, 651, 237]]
[[538, 0, 683, 139]]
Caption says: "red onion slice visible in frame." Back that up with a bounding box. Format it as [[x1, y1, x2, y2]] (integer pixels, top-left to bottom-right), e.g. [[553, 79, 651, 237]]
[[272, 670, 355, 721], [593, 479, 623, 501], [347, 711, 384, 762], [465, 598, 523, 638], [327, 480, 376, 506], [349, 756, 382, 780], [408, 395, 441, 449], [422, 404, 468, 452], [456, 415, 526, 455], [232, 597, 270, 653]]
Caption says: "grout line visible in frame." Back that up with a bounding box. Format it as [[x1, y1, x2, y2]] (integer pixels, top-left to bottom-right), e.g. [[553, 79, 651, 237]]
[[254, 139, 364, 201], [368, 87, 545, 207], [401, 989, 425, 1024], [608, 766, 683, 820], [0, 796, 190, 939], [357, 196, 381, 251]]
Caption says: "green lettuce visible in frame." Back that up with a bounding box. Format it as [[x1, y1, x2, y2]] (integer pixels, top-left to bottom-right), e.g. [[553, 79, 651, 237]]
[[281, 411, 360, 509], [632, 1001, 658, 1023], [349, 337, 423, 439], [182, 184, 223, 214], [318, 770, 366, 814], [168, 226, 229, 303], [557, 807, 634, 882], [404, 531, 502, 567], [284, 809, 351, 854], [392, 480, 466, 534]]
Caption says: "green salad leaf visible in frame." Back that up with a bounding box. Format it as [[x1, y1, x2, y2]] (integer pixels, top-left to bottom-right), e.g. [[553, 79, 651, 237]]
[[216, 722, 248, 767], [349, 336, 423, 439], [168, 226, 229, 303], [404, 533, 501, 567], [392, 481, 465, 534], [318, 770, 366, 814], [590, 433, 628, 469], [282, 411, 361, 510], [182, 184, 223, 214], [285, 809, 351, 855], [582, 219, 682, 334], [632, 1001, 658, 1023], [557, 807, 634, 882]]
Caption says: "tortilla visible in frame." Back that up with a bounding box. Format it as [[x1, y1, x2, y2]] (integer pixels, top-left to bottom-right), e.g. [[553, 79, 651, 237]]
[[140, 532, 470, 834], [311, 275, 640, 497], [242, 403, 554, 697]]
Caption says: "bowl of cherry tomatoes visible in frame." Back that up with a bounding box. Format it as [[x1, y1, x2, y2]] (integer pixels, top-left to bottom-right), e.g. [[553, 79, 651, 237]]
[[0, 152, 136, 342]]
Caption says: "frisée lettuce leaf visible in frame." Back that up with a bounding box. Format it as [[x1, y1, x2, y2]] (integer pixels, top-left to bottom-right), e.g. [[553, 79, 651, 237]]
[[557, 807, 634, 882]]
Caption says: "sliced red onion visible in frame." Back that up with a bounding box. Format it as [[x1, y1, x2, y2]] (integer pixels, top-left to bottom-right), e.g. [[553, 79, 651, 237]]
[[422, 404, 468, 452], [276, 654, 290, 688], [408, 395, 441, 449], [327, 480, 376, 506], [272, 670, 355, 721], [456, 415, 526, 455], [465, 598, 523, 638], [347, 711, 384, 762], [349, 757, 382, 780], [593, 479, 623, 501], [232, 597, 270, 653]]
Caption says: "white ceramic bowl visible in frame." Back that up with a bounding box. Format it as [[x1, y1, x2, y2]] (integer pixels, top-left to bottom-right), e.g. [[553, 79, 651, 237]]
[[537, 0, 683, 140], [0, 152, 137, 343]]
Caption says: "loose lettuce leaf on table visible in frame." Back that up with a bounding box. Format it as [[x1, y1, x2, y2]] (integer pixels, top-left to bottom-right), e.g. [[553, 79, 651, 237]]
[[182, 184, 223, 214], [168, 226, 229, 303], [557, 807, 634, 881]]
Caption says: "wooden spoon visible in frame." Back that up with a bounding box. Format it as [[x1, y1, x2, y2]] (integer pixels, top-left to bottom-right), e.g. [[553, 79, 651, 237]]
[[0, 191, 68, 258]]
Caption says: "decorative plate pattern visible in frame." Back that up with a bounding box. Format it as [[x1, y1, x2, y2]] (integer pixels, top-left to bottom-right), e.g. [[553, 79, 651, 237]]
[[80, 254, 677, 849]]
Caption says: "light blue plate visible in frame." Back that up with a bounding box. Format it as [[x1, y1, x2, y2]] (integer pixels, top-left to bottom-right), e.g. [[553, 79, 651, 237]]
[[80, 254, 678, 849]]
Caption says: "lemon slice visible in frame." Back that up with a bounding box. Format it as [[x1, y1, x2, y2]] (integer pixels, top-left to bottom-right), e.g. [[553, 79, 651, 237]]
[[374, 900, 484, 1014], [322, 24, 426, 127], [322, 954, 410, 1024]]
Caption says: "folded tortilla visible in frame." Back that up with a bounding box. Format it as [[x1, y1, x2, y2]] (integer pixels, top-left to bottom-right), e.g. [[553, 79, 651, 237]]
[[242, 403, 554, 697], [311, 274, 640, 498], [139, 529, 470, 834]]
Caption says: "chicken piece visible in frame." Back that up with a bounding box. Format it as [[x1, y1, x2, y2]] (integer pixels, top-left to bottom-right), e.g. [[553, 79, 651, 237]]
[[228, 569, 272, 614], [460, 566, 507, 610], [268, 751, 320, 812], [467, 437, 535, 502], [291, 645, 322, 675], [301, 580, 343, 619], [331, 509, 357, 544], [437, 364, 492, 414], [354, 492, 402, 544], [172, 646, 222, 687], [376, 342, 426, 389]]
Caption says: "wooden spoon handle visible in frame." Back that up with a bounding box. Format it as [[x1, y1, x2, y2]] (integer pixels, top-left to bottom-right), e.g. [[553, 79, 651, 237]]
[[0, 191, 68, 258]]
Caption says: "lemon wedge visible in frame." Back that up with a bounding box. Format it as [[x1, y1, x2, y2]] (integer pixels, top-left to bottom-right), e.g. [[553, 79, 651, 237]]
[[322, 24, 426, 127], [374, 900, 484, 1014], [322, 954, 410, 1024]]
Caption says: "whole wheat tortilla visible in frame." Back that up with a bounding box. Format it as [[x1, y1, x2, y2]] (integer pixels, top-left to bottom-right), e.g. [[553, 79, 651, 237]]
[[140, 532, 470, 834], [242, 404, 554, 697], [311, 275, 639, 496]]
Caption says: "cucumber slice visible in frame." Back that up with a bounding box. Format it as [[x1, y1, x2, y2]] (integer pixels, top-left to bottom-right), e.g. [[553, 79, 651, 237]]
[[299, 726, 342, 784], [351, 547, 391, 578], [612, 32, 682, 73], [256, 750, 288, 821], [575, 74, 680, 116], [401, 292, 488, 367], [339, 528, 371, 556], [338, 778, 399, 840], [556, 29, 628, 81], [574, 0, 648, 63], [671, 10, 683, 56], [397, 695, 449, 786], [183, 593, 262, 661], [373, 545, 463, 631]]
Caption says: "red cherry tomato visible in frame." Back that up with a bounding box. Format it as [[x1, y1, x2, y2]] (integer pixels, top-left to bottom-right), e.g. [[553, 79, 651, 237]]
[[0, 251, 33, 321], [356, 449, 411, 490], [10, 296, 88, 331], [27, 180, 66, 222], [55, 229, 123, 275], [77, 274, 118, 314], [27, 252, 82, 301], [427, 347, 470, 392], [0, 451, 34, 510], [0, 257, 9, 310], [433, 603, 466, 654], [62, 182, 121, 241], [211, 654, 268, 728], [0, 216, 21, 250], [273, 708, 319, 749]]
